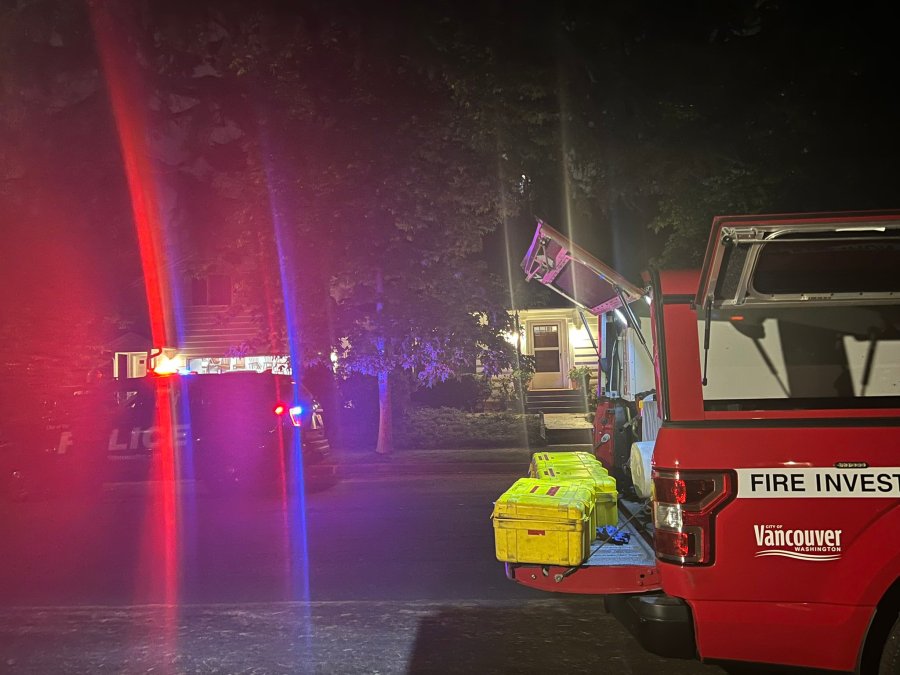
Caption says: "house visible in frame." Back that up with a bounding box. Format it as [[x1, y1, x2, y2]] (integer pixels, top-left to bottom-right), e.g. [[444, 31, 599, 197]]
[[512, 306, 603, 419], [476, 307, 601, 416], [174, 271, 288, 374], [111, 269, 287, 378], [514, 307, 600, 391], [106, 331, 152, 379]]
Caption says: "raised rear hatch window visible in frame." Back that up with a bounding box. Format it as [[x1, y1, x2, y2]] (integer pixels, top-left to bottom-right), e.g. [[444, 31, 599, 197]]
[[695, 212, 900, 410], [696, 212, 900, 308]]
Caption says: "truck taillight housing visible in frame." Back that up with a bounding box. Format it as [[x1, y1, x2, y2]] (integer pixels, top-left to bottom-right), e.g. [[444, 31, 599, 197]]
[[652, 470, 733, 565]]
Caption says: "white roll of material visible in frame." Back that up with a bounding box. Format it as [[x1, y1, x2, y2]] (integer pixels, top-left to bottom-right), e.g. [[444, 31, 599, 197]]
[[629, 440, 656, 499]]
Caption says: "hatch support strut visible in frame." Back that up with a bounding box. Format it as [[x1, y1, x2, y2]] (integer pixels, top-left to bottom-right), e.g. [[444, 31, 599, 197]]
[[614, 287, 653, 362]]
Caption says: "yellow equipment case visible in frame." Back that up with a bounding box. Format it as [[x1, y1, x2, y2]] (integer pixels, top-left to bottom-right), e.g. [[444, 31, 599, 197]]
[[528, 451, 607, 478], [536, 478, 614, 532], [492, 478, 594, 566], [534, 463, 618, 528]]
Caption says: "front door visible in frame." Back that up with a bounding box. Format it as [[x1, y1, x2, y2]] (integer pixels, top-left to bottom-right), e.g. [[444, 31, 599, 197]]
[[530, 321, 567, 389]]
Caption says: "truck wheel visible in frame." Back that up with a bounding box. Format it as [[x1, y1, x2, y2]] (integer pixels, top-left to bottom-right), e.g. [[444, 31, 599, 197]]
[[880, 614, 900, 675]]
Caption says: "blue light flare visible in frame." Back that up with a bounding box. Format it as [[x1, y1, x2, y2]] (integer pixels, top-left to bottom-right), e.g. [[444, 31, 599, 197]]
[[260, 134, 313, 609]]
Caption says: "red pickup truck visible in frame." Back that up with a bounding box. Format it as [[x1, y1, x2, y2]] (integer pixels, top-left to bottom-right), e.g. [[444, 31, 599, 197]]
[[516, 212, 900, 673]]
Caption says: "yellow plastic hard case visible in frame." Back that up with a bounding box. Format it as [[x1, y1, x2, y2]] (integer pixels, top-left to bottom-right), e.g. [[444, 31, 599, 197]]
[[534, 463, 618, 528], [492, 478, 594, 566], [529, 451, 608, 478]]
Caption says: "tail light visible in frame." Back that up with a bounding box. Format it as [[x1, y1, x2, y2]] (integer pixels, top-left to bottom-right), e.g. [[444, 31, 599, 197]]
[[652, 470, 733, 565], [288, 406, 303, 428], [274, 403, 304, 427]]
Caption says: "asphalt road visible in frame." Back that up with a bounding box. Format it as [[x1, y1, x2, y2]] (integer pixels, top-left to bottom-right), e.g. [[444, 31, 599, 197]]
[[0, 451, 726, 674]]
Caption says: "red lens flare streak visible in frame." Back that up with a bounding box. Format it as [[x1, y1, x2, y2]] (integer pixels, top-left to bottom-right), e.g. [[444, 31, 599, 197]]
[[89, 6, 170, 348], [89, 3, 179, 661]]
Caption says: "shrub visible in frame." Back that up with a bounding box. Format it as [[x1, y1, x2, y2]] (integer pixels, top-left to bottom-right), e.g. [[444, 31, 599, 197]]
[[491, 355, 536, 411], [396, 406, 546, 449], [568, 365, 592, 389], [410, 374, 492, 411], [569, 365, 600, 411]]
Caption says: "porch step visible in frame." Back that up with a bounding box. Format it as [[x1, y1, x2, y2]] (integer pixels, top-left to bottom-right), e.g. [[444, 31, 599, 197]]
[[526, 389, 589, 415], [545, 427, 593, 445], [542, 413, 593, 445]]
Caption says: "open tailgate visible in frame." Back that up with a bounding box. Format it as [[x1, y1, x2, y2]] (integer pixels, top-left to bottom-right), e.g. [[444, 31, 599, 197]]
[[695, 211, 900, 310], [505, 501, 659, 594], [521, 220, 644, 315]]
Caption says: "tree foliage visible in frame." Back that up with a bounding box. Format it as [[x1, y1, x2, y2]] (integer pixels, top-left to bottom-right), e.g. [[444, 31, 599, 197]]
[[4, 0, 900, 448], [417, 1, 900, 269], [3, 1, 523, 451]]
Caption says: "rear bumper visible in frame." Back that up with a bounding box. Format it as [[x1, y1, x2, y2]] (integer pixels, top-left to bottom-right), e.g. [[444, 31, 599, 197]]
[[604, 593, 696, 659], [301, 428, 330, 462]]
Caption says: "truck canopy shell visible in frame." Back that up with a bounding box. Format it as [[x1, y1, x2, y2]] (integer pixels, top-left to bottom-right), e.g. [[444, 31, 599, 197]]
[[695, 211, 900, 311]]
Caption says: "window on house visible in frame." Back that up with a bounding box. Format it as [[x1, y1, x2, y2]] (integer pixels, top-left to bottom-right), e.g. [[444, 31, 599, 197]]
[[191, 274, 232, 306]]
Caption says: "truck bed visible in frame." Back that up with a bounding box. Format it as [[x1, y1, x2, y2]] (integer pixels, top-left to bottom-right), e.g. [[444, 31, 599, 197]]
[[505, 499, 660, 594], [585, 503, 655, 567]]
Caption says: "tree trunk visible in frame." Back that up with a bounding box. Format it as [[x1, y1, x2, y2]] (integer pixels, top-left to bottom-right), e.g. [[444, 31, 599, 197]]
[[373, 266, 393, 455], [374, 369, 393, 455], [513, 311, 526, 415]]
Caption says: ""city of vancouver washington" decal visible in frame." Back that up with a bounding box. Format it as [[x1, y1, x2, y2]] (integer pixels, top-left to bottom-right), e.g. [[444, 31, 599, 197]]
[[753, 524, 842, 561]]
